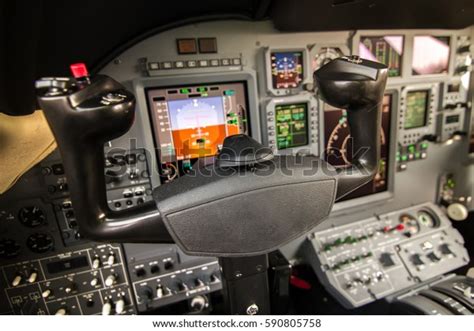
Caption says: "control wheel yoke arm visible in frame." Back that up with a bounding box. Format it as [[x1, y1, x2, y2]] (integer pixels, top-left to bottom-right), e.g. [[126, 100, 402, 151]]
[[36, 56, 388, 250]]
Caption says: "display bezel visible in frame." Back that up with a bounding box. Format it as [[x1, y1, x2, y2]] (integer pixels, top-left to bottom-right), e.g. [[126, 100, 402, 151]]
[[264, 47, 311, 97], [275, 102, 309, 150], [411, 35, 451, 76], [403, 89, 430, 130], [358, 35, 405, 78], [145, 81, 251, 163], [133, 71, 261, 188]]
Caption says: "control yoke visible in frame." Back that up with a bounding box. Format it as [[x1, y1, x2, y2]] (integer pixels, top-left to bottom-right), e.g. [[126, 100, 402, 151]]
[[314, 56, 388, 199], [36, 57, 387, 257]]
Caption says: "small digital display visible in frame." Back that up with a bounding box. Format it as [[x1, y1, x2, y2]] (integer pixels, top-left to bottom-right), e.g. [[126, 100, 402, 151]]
[[46, 256, 89, 274], [323, 94, 392, 201], [147, 82, 249, 163], [446, 114, 460, 124], [412, 36, 450, 75], [359, 36, 403, 77], [270, 51, 304, 89], [404, 90, 429, 130], [275, 103, 308, 150]]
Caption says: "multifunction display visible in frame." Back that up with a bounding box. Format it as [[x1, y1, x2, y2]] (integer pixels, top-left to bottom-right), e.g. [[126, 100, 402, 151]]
[[270, 51, 304, 89], [359, 35, 404, 77], [275, 103, 309, 150], [412, 36, 450, 75], [324, 94, 392, 201], [147, 82, 249, 163], [404, 90, 429, 129]]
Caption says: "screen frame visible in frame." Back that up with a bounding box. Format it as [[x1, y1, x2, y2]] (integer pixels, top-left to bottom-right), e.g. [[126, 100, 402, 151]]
[[403, 89, 430, 130], [145, 81, 251, 163], [358, 34, 405, 78], [133, 71, 261, 188], [275, 102, 309, 150], [411, 35, 451, 76], [264, 47, 311, 97], [330, 89, 398, 213]]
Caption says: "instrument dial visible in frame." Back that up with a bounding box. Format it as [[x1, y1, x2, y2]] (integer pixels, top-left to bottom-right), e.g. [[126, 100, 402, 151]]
[[399, 214, 420, 235], [27, 233, 54, 253], [18, 206, 46, 227], [417, 210, 440, 228], [312, 47, 344, 71]]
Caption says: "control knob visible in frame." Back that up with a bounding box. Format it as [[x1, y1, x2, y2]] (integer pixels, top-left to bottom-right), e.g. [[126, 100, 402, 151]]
[[190, 295, 208, 313], [11, 274, 22, 287], [42, 289, 52, 298], [55, 308, 67, 315], [105, 274, 117, 287], [18, 206, 46, 227], [102, 301, 112, 315], [137, 286, 153, 303], [115, 298, 125, 314], [27, 271, 38, 283]]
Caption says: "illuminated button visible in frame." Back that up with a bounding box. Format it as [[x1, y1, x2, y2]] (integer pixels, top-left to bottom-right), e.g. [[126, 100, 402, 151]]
[[187, 60, 197, 68], [105, 274, 116, 287], [11, 275, 22, 287], [232, 58, 241, 65], [148, 62, 159, 70], [102, 302, 112, 315], [27, 271, 38, 283], [198, 60, 209, 67], [221, 58, 230, 66], [42, 289, 52, 298], [115, 299, 125, 314], [210, 59, 219, 66], [161, 61, 173, 69], [174, 61, 185, 68]]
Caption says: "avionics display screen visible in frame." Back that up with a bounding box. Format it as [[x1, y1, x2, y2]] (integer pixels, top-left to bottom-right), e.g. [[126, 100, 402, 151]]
[[359, 36, 403, 77], [146, 82, 249, 163], [275, 103, 309, 150], [323, 94, 392, 201], [404, 90, 429, 129], [446, 114, 460, 124], [412, 36, 450, 75], [270, 51, 304, 89]]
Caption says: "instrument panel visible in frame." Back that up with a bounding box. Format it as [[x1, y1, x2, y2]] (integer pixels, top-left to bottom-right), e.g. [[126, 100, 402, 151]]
[[1, 20, 472, 314]]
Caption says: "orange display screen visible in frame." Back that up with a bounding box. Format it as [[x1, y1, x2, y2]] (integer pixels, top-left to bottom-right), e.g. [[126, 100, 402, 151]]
[[147, 82, 249, 163]]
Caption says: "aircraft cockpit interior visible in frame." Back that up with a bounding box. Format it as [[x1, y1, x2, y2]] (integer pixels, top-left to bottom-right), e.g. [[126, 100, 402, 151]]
[[0, 0, 473, 320]]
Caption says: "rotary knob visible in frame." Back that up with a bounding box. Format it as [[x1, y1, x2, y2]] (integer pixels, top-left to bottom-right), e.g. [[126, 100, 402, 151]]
[[0, 239, 21, 258], [190, 295, 207, 312], [26, 233, 54, 253], [18, 206, 46, 227], [137, 286, 153, 303]]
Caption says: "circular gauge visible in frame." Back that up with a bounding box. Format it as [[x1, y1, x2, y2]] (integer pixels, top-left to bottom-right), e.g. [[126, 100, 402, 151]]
[[0, 239, 21, 258], [18, 206, 46, 227], [27, 233, 54, 253], [312, 47, 344, 71], [417, 210, 440, 228], [399, 214, 420, 235]]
